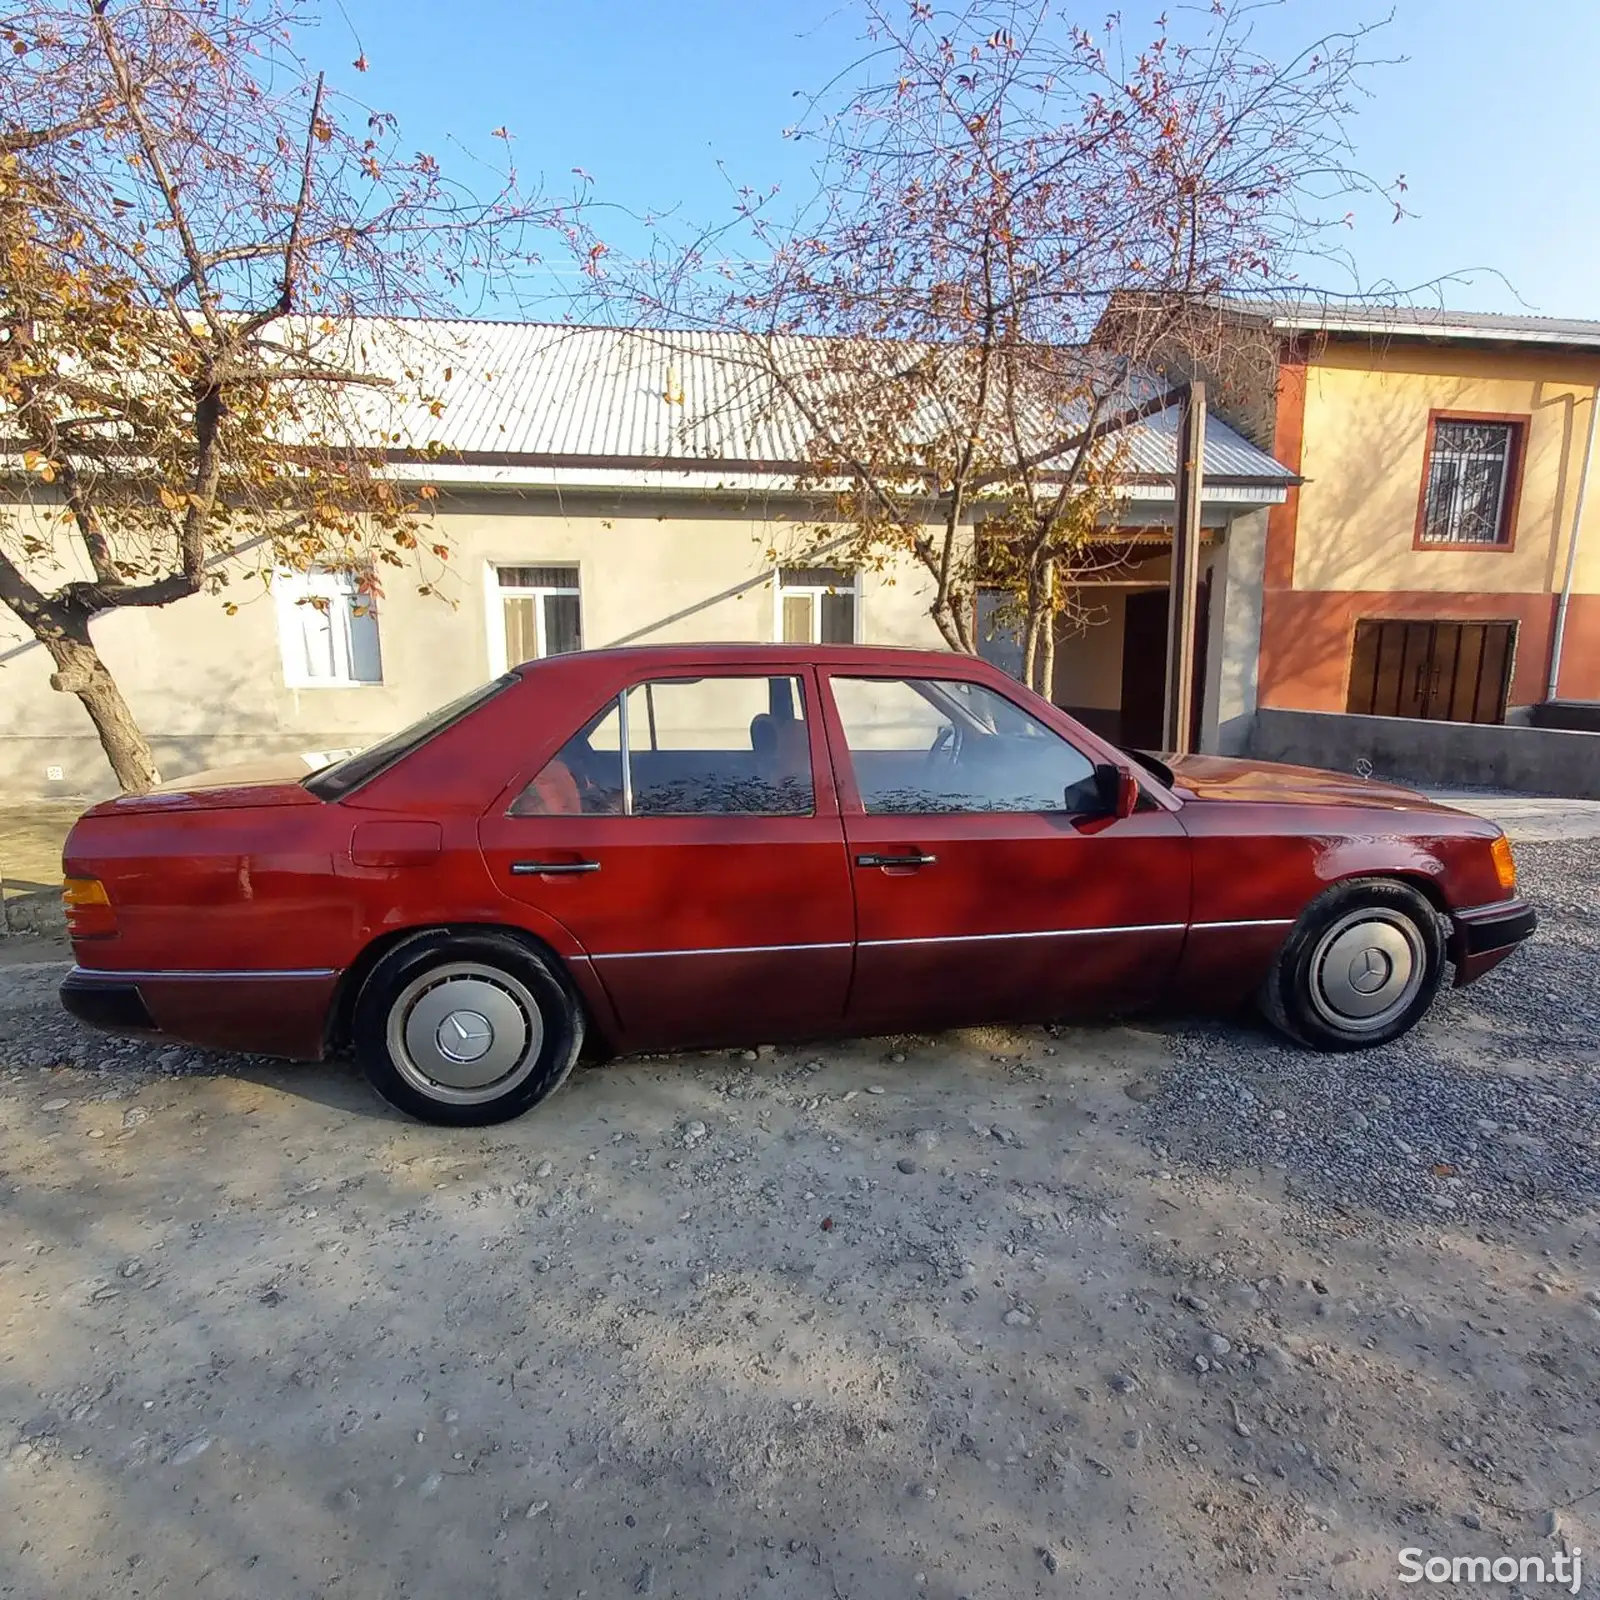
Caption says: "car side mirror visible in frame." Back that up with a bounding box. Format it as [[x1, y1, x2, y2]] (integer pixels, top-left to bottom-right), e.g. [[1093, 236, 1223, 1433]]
[[1091, 762, 1139, 820]]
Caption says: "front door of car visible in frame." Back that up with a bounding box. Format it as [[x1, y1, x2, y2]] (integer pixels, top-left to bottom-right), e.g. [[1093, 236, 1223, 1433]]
[[820, 672, 1191, 1032], [478, 668, 854, 1050]]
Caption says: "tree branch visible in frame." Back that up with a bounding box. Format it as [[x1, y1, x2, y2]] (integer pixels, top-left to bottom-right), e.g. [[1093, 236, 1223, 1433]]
[[89, 0, 222, 338]]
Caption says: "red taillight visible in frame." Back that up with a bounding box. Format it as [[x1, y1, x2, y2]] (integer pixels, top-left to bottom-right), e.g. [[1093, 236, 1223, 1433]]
[[62, 876, 118, 939]]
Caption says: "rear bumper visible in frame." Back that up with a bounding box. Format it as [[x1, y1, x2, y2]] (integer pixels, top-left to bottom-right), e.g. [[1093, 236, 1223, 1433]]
[[1449, 898, 1538, 986], [59, 970, 160, 1035], [59, 966, 339, 1060]]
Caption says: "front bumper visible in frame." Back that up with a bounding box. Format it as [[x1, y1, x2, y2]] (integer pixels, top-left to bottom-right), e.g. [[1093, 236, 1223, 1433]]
[[1449, 898, 1538, 986]]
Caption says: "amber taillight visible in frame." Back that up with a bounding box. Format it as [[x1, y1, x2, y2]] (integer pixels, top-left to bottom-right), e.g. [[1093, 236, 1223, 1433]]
[[62, 876, 118, 939], [1490, 835, 1517, 895]]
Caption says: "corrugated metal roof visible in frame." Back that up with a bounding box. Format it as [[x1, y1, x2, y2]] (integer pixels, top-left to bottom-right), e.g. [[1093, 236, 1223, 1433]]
[[1226, 297, 1600, 350], [326, 319, 1292, 484]]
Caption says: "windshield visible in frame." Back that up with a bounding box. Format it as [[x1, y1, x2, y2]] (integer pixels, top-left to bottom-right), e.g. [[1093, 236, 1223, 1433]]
[[304, 675, 517, 800]]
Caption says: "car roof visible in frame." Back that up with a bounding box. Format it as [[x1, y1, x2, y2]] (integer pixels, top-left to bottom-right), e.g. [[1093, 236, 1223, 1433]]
[[512, 641, 981, 676]]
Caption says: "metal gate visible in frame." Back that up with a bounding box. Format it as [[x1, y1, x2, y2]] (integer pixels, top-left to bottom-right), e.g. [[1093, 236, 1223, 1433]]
[[1346, 619, 1514, 724]]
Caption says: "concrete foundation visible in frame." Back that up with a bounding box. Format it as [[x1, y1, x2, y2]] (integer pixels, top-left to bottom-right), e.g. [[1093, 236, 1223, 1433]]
[[1248, 707, 1600, 799]]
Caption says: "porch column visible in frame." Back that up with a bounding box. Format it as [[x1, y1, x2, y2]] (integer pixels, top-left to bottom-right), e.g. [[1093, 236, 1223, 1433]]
[[1163, 381, 1206, 753]]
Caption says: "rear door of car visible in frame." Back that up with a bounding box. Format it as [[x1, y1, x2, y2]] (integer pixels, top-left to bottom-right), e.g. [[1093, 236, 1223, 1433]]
[[818, 668, 1191, 1032], [478, 664, 854, 1049]]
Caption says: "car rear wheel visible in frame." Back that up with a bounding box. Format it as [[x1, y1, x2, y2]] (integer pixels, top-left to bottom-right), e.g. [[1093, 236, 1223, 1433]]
[[353, 932, 584, 1125], [1260, 880, 1445, 1051]]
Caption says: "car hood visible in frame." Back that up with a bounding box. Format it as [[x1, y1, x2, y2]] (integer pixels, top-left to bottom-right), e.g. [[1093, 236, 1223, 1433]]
[[1161, 753, 1452, 813], [82, 750, 352, 816]]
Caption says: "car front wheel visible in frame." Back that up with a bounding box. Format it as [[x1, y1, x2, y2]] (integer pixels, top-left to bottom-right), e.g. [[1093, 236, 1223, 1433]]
[[1260, 879, 1445, 1051], [353, 931, 584, 1125]]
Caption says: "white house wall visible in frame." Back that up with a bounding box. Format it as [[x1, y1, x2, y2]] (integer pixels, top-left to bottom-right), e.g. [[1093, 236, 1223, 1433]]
[[0, 490, 944, 797]]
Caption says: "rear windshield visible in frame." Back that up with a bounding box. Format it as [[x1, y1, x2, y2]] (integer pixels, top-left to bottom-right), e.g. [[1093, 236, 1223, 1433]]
[[304, 675, 517, 800]]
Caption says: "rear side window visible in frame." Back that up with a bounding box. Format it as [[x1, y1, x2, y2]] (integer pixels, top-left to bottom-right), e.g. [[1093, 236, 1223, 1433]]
[[304, 676, 516, 799], [510, 674, 813, 817]]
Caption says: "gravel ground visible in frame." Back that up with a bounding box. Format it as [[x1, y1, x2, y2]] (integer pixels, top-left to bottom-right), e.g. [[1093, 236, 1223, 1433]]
[[1148, 843, 1600, 1226], [1, 842, 1597, 1599]]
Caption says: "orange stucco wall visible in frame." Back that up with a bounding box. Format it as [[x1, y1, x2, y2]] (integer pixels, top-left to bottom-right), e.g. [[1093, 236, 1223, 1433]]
[[1259, 337, 1600, 711]]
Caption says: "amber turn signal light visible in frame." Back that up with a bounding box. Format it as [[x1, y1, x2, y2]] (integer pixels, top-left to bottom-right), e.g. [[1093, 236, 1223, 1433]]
[[1490, 835, 1517, 893], [62, 876, 117, 938]]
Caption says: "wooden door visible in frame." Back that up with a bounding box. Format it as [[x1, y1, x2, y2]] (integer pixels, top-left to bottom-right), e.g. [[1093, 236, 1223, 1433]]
[[1346, 620, 1514, 724], [1118, 578, 1211, 751], [1120, 590, 1169, 748]]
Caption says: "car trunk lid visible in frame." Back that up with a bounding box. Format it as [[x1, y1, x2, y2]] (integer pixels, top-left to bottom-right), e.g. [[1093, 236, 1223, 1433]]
[[79, 752, 347, 817]]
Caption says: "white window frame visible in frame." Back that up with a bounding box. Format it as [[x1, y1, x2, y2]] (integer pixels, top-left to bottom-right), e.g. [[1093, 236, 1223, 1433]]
[[485, 562, 583, 676], [772, 566, 862, 645], [272, 568, 383, 689]]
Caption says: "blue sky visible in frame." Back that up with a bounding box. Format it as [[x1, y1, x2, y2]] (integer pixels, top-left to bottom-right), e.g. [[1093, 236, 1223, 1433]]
[[322, 0, 1600, 319]]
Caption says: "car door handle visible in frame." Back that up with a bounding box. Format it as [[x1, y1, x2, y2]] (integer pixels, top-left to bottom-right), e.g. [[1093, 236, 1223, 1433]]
[[509, 860, 601, 876], [855, 852, 937, 868]]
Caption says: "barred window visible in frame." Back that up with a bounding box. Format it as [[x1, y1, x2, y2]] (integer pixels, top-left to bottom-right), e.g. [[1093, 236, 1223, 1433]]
[[1418, 419, 1521, 547]]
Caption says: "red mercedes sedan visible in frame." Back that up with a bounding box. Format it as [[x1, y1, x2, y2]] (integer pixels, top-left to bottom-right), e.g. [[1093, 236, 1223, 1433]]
[[58, 644, 1535, 1125]]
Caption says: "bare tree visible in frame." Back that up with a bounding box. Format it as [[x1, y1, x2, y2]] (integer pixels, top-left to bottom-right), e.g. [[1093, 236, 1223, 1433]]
[[1, 0, 584, 789], [585, 0, 1401, 695]]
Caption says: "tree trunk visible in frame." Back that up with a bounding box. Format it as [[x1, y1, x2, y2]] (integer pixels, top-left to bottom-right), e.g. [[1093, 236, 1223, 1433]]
[[42, 618, 163, 793], [1037, 560, 1057, 702], [930, 597, 978, 655]]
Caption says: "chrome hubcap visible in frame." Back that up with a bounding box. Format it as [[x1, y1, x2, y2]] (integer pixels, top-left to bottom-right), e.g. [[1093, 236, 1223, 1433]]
[[1309, 910, 1425, 1032], [386, 963, 544, 1105]]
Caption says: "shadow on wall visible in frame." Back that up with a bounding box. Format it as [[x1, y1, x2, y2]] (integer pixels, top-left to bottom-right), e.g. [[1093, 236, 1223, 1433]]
[[0, 648, 383, 802], [0, 517, 938, 803]]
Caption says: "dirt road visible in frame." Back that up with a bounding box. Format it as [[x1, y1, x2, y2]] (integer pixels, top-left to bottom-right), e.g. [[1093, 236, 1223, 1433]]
[[2, 842, 1596, 1599]]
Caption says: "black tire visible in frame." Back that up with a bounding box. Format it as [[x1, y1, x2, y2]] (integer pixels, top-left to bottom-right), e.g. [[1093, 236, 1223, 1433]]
[[1259, 878, 1445, 1052], [352, 930, 584, 1126]]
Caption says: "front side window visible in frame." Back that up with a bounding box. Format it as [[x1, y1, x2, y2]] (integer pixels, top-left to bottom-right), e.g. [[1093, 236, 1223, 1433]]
[[1418, 418, 1523, 547], [510, 674, 813, 817], [273, 569, 383, 687], [777, 566, 857, 644], [830, 675, 1098, 815]]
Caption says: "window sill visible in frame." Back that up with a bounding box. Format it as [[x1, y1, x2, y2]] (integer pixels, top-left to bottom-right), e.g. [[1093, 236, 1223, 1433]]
[[282, 679, 387, 691], [1412, 539, 1516, 553]]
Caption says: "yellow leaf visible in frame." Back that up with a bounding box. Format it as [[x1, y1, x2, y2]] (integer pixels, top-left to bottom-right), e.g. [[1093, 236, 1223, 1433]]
[[39, 463, 56, 484], [158, 486, 183, 511]]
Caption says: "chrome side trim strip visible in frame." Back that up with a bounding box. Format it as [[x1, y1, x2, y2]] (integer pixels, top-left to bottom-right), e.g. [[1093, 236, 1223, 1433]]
[[1453, 897, 1528, 922], [860, 923, 1186, 948], [586, 920, 1292, 963], [1189, 918, 1295, 931], [71, 966, 339, 983], [592, 941, 852, 962]]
